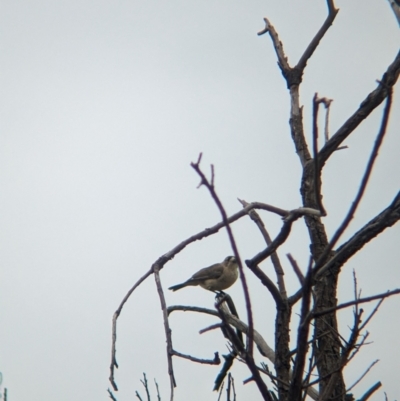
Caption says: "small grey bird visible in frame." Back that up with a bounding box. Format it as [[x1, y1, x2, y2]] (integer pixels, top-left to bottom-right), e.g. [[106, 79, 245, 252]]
[[169, 256, 239, 292]]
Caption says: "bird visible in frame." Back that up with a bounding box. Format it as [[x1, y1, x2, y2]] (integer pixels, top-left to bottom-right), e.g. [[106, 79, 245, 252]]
[[168, 256, 239, 292]]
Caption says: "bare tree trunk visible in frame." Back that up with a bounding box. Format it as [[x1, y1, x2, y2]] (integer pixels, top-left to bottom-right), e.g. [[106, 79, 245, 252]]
[[275, 301, 292, 401], [301, 162, 345, 400]]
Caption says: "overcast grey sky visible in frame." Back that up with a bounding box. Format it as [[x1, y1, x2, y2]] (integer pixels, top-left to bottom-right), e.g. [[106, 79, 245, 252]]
[[0, 1, 399, 400]]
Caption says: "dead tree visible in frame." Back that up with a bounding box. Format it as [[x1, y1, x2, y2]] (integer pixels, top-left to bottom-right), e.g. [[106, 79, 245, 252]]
[[108, 2, 400, 400]]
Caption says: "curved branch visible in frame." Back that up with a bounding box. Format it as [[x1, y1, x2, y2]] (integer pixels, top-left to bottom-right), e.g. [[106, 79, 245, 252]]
[[109, 269, 153, 391]]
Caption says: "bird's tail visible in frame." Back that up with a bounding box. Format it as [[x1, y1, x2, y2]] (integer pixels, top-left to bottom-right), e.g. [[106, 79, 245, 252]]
[[168, 283, 186, 291]]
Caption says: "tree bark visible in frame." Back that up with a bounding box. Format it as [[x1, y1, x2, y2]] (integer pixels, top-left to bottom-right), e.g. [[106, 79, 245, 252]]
[[301, 161, 346, 400]]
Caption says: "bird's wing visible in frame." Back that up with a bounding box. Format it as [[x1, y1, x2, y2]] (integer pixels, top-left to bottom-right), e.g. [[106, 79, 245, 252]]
[[191, 263, 224, 281]]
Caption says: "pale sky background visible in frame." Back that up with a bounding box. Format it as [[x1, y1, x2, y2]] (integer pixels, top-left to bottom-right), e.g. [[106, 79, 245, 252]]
[[0, 1, 399, 400]]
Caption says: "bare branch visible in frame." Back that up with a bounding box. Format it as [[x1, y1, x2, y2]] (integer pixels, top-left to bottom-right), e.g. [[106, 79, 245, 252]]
[[359, 298, 385, 331], [153, 264, 176, 398], [239, 198, 287, 299], [301, 345, 317, 401], [226, 372, 232, 401], [109, 269, 153, 390], [217, 380, 224, 401], [249, 213, 301, 267], [316, 191, 400, 278], [358, 381, 382, 401], [168, 304, 218, 317], [312, 289, 400, 317], [245, 261, 282, 304], [216, 303, 272, 400], [199, 323, 222, 335], [312, 93, 328, 216], [287, 254, 304, 285], [288, 264, 314, 401], [353, 270, 359, 316], [168, 305, 276, 365], [108, 197, 299, 389], [230, 374, 237, 401], [346, 359, 379, 393], [257, 17, 291, 73], [107, 388, 118, 401], [169, 305, 322, 401], [140, 373, 151, 401], [246, 208, 316, 305], [346, 332, 370, 366], [296, 1, 339, 72], [214, 353, 236, 392], [154, 379, 161, 401], [319, 50, 400, 167], [172, 350, 221, 365]]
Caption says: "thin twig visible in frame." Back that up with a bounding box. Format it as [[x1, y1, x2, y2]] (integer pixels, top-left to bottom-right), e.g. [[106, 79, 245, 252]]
[[287, 253, 304, 285], [109, 269, 153, 390], [140, 373, 151, 401], [107, 388, 118, 401], [172, 350, 220, 365], [353, 270, 359, 316], [154, 379, 161, 401], [231, 374, 237, 401], [359, 298, 385, 331], [226, 372, 232, 401], [346, 332, 369, 366], [346, 359, 379, 393], [153, 265, 176, 399], [321, 97, 333, 142], [217, 380, 224, 401], [199, 323, 223, 334], [312, 289, 400, 317], [168, 304, 218, 317]]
